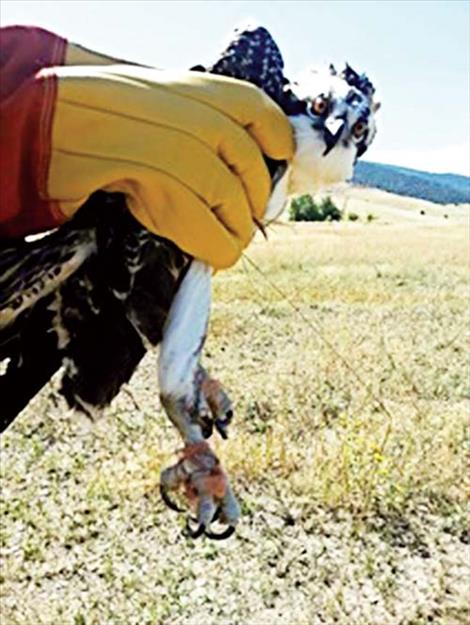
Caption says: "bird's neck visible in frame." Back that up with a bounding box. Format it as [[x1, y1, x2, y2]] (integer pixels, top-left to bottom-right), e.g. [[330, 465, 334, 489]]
[[263, 115, 355, 225], [263, 118, 319, 224]]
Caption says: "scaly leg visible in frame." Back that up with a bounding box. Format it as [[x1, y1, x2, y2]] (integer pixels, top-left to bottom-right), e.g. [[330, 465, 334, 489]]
[[158, 260, 240, 538]]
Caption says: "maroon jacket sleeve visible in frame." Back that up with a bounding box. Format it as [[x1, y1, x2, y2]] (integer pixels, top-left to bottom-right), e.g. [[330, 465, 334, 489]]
[[0, 26, 67, 238]]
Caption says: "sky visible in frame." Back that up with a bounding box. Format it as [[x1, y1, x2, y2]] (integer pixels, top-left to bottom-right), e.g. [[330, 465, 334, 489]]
[[1, 0, 469, 176]]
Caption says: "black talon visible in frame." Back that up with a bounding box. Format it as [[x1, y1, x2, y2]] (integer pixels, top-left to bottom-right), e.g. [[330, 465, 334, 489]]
[[204, 525, 236, 540], [215, 420, 229, 439], [200, 416, 214, 439], [184, 518, 235, 541], [160, 484, 185, 513], [215, 409, 233, 439], [183, 505, 223, 540], [184, 518, 205, 539], [203, 505, 234, 540]]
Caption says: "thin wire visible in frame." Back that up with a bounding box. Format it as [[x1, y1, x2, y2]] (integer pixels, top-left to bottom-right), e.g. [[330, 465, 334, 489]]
[[241, 252, 406, 441]]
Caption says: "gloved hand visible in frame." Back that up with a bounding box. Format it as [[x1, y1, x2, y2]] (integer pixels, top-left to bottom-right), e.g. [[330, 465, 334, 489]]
[[47, 64, 295, 268]]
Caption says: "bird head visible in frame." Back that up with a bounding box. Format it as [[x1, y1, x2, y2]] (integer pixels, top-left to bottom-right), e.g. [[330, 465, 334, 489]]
[[205, 24, 380, 214], [282, 63, 380, 193]]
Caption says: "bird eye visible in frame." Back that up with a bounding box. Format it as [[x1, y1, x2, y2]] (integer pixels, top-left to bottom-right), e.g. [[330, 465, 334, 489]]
[[310, 95, 329, 116], [352, 120, 367, 138]]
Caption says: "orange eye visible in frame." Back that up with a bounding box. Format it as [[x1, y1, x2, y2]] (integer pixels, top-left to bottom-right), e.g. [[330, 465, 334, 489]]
[[311, 95, 329, 116], [353, 120, 367, 138]]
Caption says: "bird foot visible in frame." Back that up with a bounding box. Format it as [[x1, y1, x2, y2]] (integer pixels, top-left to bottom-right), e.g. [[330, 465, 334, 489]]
[[160, 441, 240, 539]]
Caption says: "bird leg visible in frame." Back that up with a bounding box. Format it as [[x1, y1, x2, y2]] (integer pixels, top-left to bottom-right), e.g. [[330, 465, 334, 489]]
[[158, 260, 240, 538]]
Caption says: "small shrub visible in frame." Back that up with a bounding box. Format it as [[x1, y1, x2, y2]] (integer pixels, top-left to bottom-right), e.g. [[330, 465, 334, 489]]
[[367, 213, 376, 222], [289, 195, 342, 222], [320, 196, 343, 221], [289, 194, 322, 221], [348, 212, 360, 222]]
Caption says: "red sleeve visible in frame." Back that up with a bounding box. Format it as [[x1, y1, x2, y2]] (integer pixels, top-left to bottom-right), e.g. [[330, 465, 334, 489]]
[[0, 26, 68, 238]]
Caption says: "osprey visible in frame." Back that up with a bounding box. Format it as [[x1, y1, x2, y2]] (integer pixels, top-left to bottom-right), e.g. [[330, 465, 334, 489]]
[[0, 26, 379, 538]]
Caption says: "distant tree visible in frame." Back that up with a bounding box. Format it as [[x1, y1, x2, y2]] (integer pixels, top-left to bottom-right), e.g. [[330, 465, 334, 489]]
[[289, 195, 343, 222]]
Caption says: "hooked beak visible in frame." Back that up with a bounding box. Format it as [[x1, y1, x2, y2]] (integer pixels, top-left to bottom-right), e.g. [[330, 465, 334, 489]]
[[322, 116, 346, 156]]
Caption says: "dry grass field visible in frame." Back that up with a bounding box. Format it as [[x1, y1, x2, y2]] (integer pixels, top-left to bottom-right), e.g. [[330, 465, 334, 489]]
[[1, 190, 469, 625]]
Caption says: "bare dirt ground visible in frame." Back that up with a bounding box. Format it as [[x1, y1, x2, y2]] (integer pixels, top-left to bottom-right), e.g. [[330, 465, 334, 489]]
[[1, 194, 469, 624]]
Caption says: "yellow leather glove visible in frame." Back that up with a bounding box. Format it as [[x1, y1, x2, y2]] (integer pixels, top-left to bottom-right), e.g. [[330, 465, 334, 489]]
[[46, 63, 294, 269]]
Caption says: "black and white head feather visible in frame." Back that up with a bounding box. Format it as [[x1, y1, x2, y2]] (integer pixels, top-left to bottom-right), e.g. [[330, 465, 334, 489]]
[[200, 25, 380, 220]]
